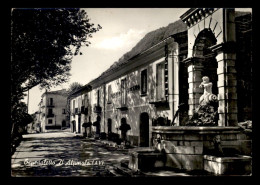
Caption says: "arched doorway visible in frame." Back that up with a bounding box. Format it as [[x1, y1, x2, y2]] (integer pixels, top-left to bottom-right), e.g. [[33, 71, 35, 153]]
[[140, 113, 149, 147], [107, 118, 112, 134]]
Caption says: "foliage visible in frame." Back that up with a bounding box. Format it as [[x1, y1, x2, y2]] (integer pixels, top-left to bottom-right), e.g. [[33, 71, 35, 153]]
[[11, 8, 101, 153], [67, 82, 83, 95], [11, 8, 101, 96]]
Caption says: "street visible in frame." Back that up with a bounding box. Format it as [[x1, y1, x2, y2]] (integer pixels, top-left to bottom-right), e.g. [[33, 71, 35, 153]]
[[11, 131, 130, 177]]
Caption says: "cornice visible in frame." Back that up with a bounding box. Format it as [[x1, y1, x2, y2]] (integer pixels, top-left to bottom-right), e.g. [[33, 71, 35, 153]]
[[180, 8, 219, 28]]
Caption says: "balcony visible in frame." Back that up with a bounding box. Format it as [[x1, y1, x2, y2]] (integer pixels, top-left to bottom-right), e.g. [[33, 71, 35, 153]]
[[94, 105, 102, 114], [47, 114, 54, 118]]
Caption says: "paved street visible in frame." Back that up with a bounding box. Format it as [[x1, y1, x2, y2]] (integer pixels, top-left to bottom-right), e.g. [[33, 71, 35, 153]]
[[11, 131, 130, 177]]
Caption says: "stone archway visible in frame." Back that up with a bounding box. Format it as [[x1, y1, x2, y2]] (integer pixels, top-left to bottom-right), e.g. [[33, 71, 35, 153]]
[[193, 28, 218, 95], [186, 28, 219, 118]]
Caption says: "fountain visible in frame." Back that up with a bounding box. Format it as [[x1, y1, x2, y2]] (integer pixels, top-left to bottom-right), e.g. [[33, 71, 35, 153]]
[[150, 77, 252, 175], [186, 76, 218, 126]]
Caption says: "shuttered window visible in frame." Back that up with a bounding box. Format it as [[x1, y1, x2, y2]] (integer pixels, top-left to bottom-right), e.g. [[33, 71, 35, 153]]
[[156, 62, 165, 100], [141, 69, 147, 95]]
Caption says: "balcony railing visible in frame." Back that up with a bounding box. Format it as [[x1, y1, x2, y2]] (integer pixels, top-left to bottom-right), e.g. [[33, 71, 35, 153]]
[[47, 114, 54, 118], [94, 105, 102, 113]]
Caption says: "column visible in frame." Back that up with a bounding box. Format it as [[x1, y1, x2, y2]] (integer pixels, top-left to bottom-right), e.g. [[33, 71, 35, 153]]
[[187, 59, 204, 118], [216, 50, 238, 126]]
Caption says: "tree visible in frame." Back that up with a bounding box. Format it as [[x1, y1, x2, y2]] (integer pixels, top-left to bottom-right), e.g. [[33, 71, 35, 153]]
[[67, 82, 84, 96], [11, 8, 101, 95], [11, 8, 101, 153]]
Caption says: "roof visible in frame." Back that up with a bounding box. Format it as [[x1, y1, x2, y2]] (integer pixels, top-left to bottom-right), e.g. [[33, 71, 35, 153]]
[[41, 89, 68, 97], [87, 19, 187, 86], [68, 84, 92, 97]]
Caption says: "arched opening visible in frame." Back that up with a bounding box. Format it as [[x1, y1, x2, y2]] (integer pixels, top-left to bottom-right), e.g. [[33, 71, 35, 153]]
[[140, 113, 149, 147], [193, 28, 218, 95]]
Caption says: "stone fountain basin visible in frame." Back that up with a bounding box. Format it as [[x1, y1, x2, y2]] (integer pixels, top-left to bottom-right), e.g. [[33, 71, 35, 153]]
[[203, 154, 252, 175], [128, 148, 164, 172]]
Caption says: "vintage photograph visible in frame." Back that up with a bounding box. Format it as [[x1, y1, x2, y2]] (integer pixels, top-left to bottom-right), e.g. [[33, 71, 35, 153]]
[[11, 8, 252, 177]]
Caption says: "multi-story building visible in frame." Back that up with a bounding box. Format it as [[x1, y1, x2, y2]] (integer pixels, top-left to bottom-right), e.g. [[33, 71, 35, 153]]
[[69, 9, 252, 149], [37, 89, 69, 132], [69, 85, 92, 134]]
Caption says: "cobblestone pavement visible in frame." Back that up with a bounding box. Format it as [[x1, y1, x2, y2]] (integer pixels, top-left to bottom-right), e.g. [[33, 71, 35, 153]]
[[11, 131, 130, 177]]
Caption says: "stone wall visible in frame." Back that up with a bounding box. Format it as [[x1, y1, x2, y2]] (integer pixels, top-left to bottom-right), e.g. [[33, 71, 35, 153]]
[[152, 126, 251, 171]]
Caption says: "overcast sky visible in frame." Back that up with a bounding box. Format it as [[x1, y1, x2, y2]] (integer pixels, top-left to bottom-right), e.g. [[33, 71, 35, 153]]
[[22, 8, 252, 114]]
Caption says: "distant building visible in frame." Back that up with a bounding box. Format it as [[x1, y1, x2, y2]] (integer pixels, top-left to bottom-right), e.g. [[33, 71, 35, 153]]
[[68, 85, 92, 134], [37, 89, 69, 132]]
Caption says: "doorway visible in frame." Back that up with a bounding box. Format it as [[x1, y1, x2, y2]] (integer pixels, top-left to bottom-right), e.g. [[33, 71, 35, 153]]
[[140, 112, 149, 147], [78, 115, 81, 133], [62, 120, 66, 127], [107, 118, 112, 134]]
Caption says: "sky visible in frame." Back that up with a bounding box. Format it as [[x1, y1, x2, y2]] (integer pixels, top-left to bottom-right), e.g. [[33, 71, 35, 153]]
[[22, 8, 252, 114]]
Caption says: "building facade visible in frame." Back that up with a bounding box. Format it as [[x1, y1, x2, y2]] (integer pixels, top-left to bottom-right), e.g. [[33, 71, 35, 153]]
[[69, 8, 252, 150], [37, 89, 69, 132]]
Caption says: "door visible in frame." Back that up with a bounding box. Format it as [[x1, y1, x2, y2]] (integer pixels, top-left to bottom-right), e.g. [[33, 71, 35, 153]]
[[107, 119, 112, 134], [62, 120, 66, 127], [140, 113, 149, 147], [78, 115, 81, 133]]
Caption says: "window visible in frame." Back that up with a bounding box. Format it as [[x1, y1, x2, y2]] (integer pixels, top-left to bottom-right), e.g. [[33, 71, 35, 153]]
[[73, 100, 75, 113], [62, 109, 66, 114], [78, 97, 81, 109], [141, 69, 147, 95], [97, 90, 100, 106], [107, 85, 112, 104], [48, 119, 53, 124], [48, 108, 53, 115], [156, 62, 165, 100], [121, 79, 127, 106], [82, 96, 85, 107], [49, 98, 53, 106]]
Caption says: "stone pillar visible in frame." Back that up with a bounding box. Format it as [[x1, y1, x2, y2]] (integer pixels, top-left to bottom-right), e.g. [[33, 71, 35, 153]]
[[186, 59, 204, 118], [173, 47, 180, 125], [215, 49, 238, 126], [212, 9, 238, 126]]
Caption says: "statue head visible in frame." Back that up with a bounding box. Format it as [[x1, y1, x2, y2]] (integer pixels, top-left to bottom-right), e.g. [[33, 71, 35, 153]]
[[202, 76, 210, 83]]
